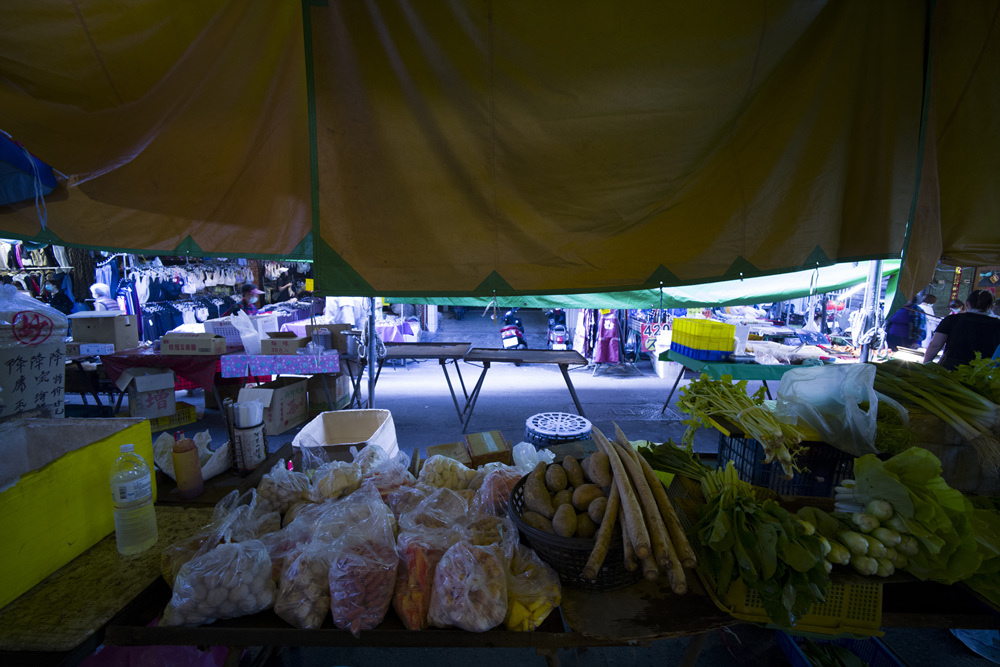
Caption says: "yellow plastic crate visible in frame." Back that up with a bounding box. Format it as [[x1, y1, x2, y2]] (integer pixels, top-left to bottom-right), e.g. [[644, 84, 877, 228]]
[[671, 318, 736, 358], [666, 475, 883, 637]]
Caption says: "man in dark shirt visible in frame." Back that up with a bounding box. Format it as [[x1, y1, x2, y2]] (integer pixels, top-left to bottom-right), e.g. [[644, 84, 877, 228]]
[[924, 290, 1000, 369]]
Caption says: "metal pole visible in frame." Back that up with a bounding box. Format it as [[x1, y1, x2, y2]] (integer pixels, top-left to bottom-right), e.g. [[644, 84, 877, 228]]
[[367, 296, 376, 407], [859, 260, 883, 363]]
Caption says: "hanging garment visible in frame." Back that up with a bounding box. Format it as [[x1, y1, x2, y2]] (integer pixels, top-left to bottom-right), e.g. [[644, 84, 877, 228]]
[[592, 312, 621, 364]]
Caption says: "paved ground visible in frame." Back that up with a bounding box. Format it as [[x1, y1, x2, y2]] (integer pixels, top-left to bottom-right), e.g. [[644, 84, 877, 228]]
[[64, 308, 996, 666]]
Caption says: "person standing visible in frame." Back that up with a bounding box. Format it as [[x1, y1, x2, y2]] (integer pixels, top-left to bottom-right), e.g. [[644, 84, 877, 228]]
[[917, 295, 937, 349], [224, 283, 264, 317], [274, 268, 294, 302], [885, 297, 920, 351], [44, 275, 74, 315], [923, 290, 1000, 368]]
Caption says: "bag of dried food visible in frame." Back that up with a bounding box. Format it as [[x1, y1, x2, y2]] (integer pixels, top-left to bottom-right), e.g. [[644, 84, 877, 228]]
[[161, 539, 275, 627], [428, 541, 507, 632], [257, 459, 311, 514], [504, 544, 561, 631], [327, 482, 399, 636], [273, 536, 335, 629], [417, 454, 477, 490], [470, 465, 523, 516], [308, 460, 362, 501]]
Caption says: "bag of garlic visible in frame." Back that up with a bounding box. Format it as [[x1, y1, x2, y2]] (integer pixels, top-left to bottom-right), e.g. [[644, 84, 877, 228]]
[[273, 536, 335, 629], [428, 541, 508, 632], [161, 538, 275, 626], [326, 482, 399, 636], [307, 460, 362, 501]]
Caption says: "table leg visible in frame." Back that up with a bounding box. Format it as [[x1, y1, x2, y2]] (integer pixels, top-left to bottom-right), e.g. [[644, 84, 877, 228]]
[[453, 359, 469, 401], [439, 359, 465, 422], [461, 362, 491, 433], [558, 364, 587, 417], [660, 364, 686, 414], [74, 360, 105, 409], [212, 385, 226, 414], [114, 384, 126, 415], [320, 374, 335, 411], [763, 380, 772, 399]]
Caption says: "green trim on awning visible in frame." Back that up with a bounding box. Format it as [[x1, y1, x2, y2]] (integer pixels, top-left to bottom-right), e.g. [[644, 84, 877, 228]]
[[313, 238, 374, 294], [173, 235, 203, 255]]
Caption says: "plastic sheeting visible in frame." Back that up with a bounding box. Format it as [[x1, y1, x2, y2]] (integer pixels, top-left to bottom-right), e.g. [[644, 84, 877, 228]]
[[0, 2, 997, 299]]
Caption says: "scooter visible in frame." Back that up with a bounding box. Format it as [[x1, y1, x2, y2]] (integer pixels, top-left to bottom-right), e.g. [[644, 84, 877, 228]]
[[501, 307, 527, 349], [545, 308, 570, 350]]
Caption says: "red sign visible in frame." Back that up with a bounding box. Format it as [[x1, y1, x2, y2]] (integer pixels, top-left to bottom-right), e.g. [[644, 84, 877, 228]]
[[12, 311, 54, 345], [639, 322, 669, 353]]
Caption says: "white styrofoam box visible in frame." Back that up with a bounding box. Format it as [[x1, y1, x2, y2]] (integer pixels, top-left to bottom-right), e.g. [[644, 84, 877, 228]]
[[204, 313, 279, 347]]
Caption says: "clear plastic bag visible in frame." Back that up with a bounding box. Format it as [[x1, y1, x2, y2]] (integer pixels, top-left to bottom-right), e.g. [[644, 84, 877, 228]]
[[385, 483, 435, 519], [504, 544, 561, 631], [399, 487, 469, 533], [774, 363, 880, 456], [428, 541, 507, 632], [308, 460, 362, 501], [416, 454, 477, 490], [363, 451, 416, 500], [326, 484, 399, 636], [471, 465, 523, 516], [257, 459, 312, 514], [392, 527, 465, 630], [161, 539, 275, 626], [273, 538, 333, 629]]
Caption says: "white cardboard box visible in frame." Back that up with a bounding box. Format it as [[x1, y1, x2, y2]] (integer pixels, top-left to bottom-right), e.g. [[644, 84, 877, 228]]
[[161, 332, 227, 355], [291, 409, 399, 463], [115, 367, 176, 419], [238, 377, 309, 436]]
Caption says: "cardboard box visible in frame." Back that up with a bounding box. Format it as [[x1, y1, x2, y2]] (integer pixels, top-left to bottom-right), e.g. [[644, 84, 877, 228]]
[[307, 373, 351, 414], [0, 418, 153, 609], [123, 401, 197, 433], [291, 409, 399, 465], [464, 430, 513, 467], [261, 331, 311, 355], [426, 441, 473, 466], [161, 332, 227, 356], [67, 312, 139, 350], [238, 377, 309, 436], [65, 341, 116, 357], [115, 367, 176, 419]]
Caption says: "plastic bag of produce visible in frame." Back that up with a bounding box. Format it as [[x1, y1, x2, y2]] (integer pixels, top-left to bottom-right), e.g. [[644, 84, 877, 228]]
[[273, 537, 334, 629], [774, 364, 881, 456], [257, 459, 312, 514], [363, 451, 416, 500], [417, 454, 477, 490], [160, 490, 276, 586], [504, 544, 561, 631], [308, 460, 362, 501], [162, 539, 275, 626], [428, 541, 507, 632], [352, 442, 388, 475], [392, 527, 465, 630], [462, 511, 519, 560], [399, 487, 469, 532], [327, 483, 399, 636], [385, 483, 435, 519], [471, 465, 523, 515]]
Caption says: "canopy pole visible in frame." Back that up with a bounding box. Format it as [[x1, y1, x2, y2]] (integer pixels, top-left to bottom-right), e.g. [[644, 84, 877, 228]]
[[367, 296, 376, 407], [859, 260, 884, 363]]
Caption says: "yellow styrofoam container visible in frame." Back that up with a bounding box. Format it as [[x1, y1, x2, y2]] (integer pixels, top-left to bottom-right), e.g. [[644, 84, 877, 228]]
[[0, 418, 154, 609]]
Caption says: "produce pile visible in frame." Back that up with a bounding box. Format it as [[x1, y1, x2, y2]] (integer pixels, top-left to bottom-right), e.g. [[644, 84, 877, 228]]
[[158, 446, 561, 633], [676, 373, 809, 477], [639, 438, 1000, 628], [516, 425, 696, 593]]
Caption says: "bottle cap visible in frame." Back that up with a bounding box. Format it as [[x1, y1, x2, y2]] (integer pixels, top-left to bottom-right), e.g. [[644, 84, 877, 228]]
[[120, 444, 134, 453]]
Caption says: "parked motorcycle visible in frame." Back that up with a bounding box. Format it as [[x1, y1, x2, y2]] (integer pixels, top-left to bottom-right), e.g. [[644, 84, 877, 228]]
[[501, 307, 527, 349], [545, 308, 570, 350]]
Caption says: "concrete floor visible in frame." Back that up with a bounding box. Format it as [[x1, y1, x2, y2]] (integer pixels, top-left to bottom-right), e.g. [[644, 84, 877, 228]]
[[65, 308, 997, 666]]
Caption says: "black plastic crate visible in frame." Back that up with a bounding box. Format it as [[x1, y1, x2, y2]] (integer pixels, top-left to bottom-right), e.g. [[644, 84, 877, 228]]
[[717, 432, 853, 497]]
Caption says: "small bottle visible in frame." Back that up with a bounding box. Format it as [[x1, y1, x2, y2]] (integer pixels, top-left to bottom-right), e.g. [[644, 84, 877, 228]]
[[171, 431, 204, 501], [110, 444, 158, 555]]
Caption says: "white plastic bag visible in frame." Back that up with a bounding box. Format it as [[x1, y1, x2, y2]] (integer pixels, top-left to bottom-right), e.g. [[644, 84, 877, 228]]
[[512, 442, 555, 472], [232, 310, 261, 354], [773, 364, 880, 456]]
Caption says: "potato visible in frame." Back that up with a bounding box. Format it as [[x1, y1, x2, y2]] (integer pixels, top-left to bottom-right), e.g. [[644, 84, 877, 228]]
[[552, 489, 573, 508], [521, 510, 554, 534], [552, 504, 578, 538], [524, 476, 555, 518], [562, 456, 585, 488], [588, 496, 609, 524], [572, 483, 606, 511], [530, 461, 547, 483], [575, 513, 597, 538], [585, 451, 613, 488], [545, 464, 568, 492]]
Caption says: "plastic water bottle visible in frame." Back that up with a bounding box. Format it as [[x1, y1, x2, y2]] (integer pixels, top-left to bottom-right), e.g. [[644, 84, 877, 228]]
[[110, 444, 158, 555]]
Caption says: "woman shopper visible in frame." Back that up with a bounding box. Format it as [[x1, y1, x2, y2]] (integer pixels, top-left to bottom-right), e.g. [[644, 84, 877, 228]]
[[923, 290, 1000, 369]]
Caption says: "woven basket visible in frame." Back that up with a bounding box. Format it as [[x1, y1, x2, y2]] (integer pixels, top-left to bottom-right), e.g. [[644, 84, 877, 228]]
[[508, 475, 641, 591]]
